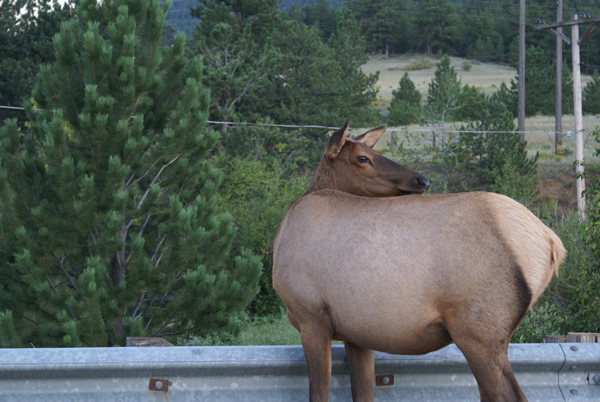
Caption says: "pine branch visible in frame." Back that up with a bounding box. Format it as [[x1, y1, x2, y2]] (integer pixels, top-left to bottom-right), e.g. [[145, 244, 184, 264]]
[[55, 255, 80, 292], [131, 290, 147, 319], [155, 308, 177, 335], [123, 156, 160, 190], [123, 214, 152, 265], [45, 274, 78, 321], [65, 255, 82, 276], [136, 155, 179, 210], [151, 234, 166, 263]]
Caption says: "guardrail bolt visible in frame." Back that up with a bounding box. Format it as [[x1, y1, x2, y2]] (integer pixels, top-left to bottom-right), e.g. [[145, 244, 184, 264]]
[[149, 378, 171, 392], [375, 374, 394, 387]]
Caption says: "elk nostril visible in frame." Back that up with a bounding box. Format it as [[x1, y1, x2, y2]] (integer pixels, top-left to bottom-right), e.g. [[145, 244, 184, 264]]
[[418, 177, 430, 191]]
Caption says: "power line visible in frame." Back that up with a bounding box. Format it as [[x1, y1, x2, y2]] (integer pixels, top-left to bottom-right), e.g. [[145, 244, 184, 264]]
[[0, 105, 581, 136]]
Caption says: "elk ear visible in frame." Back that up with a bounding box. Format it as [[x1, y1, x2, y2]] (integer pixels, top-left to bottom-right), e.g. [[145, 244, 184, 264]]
[[353, 126, 386, 148], [326, 120, 350, 159]]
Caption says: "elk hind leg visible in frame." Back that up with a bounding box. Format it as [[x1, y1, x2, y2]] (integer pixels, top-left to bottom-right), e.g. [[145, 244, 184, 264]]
[[455, 340, 526, 402], [344, 342, 375, 401]]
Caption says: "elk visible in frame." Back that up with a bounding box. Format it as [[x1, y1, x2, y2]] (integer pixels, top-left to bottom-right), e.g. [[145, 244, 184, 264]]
[[273, 122, 566, 401]]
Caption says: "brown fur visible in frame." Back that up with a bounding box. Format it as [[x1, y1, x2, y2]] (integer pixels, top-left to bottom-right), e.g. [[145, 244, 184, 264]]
[[273, 123, 566, 402]]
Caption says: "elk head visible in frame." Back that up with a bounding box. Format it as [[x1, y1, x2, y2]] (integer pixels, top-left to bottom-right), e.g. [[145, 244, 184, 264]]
[[307, 121, 430, 196]]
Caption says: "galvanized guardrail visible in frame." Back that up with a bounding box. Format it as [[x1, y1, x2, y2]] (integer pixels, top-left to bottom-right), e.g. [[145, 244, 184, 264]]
[[0, 343, 598, 401]]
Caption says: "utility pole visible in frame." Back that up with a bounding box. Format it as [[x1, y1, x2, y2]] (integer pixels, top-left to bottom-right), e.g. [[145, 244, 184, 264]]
[[555, 0, 563, 154], [518, 0, 526, 142], [572, 15, 585, 217], [536, 14, 600, 217]]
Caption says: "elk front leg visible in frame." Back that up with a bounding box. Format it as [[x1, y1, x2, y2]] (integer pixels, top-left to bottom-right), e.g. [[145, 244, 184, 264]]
[[301, 324, 333, 402]]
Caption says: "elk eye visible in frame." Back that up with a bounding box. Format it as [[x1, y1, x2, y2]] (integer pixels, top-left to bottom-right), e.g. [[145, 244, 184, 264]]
[[358, 156, 370, 164]]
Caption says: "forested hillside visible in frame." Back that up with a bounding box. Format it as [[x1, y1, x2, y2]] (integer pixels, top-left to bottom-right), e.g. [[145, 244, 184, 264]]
[[163, 0, 600, 75], [306, 0, 600, 73]]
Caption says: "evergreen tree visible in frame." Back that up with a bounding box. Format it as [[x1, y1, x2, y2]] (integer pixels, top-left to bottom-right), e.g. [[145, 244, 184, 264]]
[[370, 0, 405, 58], [416, 0, 459, 56], [454, 98, 538, 188], [490, 81, 517, 117], [508, 46, 573, 117], [0, 0, 261, 347], [254, 20, 342, 126], [304, 0, 338, 41], [327, 8, 379, 126], [460, 4, 511, 63], [387, 72, 421, 126], [190, 0, 379, 131], [190, 0, 279, 135], [426, 54, 462, 123], [205, 6, 379, 129], [288, 3, 307, 23], [0, 0, 73, 125], [454, 84, 486, 122], [583, 70, 600, 115], [347, 0, 414, 57]]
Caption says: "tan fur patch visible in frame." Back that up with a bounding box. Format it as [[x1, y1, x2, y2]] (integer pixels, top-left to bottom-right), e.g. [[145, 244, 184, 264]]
[[486, 193, 566, 306]]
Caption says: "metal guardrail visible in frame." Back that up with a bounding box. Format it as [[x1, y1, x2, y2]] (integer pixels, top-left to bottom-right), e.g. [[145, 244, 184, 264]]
[[0, 343, 598, 401]]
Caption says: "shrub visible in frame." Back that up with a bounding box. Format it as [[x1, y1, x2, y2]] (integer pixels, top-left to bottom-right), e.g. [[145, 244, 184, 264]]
[[215, 153, 311, 317], [178, 312, 302, 346], [490, 160, 539, 208], [402, 56, 433, 71]]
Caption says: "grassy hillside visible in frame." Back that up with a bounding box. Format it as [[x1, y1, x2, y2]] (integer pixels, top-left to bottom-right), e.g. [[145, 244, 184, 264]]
[[364, 55, 517, 100], [361, 54, 599, 146]]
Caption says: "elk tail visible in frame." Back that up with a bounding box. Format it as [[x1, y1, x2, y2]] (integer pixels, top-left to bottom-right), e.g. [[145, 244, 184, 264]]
[[549, 231, 567, 277]]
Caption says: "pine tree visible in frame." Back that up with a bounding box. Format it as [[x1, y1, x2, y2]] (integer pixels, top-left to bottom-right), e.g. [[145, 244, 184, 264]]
[[327, 8, 379, 126], [0, 0, 261, 347], [347, 0, 414, 56], [190, 0, 279, 135], [0, 0, 73, 125], [508, 46, 573, 117], [490, 82, 516, 117], [387, 72, 421, 126], [426, 54, 462, 124], [455, 98, 538, 188], [416, 0, 459, 56], [306, 0, 338, 41]]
